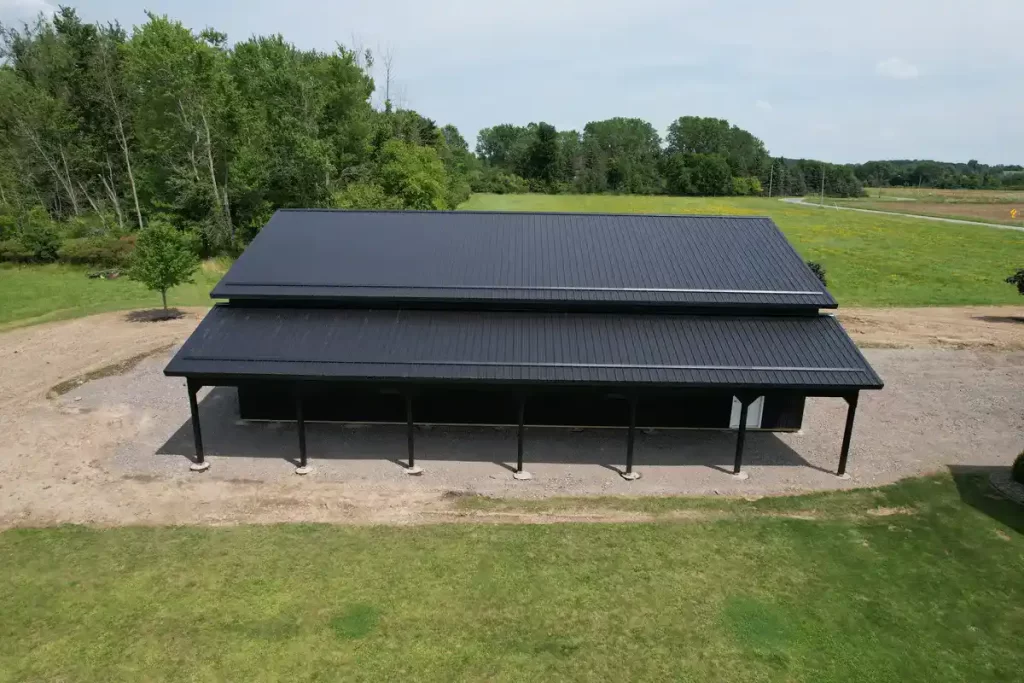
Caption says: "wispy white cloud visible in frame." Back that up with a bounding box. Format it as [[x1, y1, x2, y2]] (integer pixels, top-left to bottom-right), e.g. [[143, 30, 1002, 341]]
[[0, 0, 56, 22], [755, 100, 773, 112], [876, 57, 919, 80], [812, 123, 840, 134]]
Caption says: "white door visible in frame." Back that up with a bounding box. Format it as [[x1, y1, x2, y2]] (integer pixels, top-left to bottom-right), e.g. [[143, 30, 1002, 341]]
[[730, 396, 763, 429]]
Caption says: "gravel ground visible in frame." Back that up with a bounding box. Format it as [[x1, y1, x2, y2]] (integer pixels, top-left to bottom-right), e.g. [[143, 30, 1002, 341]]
[[0, 309, 1021, 527]]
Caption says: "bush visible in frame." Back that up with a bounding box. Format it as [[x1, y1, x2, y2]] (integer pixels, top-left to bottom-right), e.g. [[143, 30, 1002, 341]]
[[0, 239, 35, 262], [807, 261, 828, 287], [471, 169, 529, 195], [1006, 268, 1024, 295], [57, 235, 137, 266], [1013, 451, 1024, 485], [17, 222, 61, 262]]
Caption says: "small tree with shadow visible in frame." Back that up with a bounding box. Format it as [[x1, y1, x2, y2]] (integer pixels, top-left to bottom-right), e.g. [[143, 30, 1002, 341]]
[[127, 221, 199, 315], [1006, 269, 1024, 295]]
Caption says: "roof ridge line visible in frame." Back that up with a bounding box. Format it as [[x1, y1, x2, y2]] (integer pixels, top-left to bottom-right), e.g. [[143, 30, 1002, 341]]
[[274, 208, 772, 220]]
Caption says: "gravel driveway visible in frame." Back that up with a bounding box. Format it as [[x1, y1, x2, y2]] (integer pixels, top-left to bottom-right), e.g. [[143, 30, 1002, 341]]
[[2, 339, 1021, 526]]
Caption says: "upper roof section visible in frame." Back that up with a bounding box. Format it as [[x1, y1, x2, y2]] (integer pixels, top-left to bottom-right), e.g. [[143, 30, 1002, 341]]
[[211, 209, 836, 311]]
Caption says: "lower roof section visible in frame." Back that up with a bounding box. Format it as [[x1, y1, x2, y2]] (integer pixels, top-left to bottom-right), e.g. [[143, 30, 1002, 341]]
[[165, 306, 883, 391]]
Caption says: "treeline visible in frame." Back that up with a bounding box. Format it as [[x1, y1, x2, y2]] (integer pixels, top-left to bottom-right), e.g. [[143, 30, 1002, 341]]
[[0, 8, 475, 261], [1, 10, 1018, 266], [853, 160, 1024, 190], [472, 117, 863, 199]]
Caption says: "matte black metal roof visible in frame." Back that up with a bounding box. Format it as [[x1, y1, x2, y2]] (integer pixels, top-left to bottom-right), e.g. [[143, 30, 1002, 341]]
[[166, 306, 881, 390], [211, 209, 836, 310]]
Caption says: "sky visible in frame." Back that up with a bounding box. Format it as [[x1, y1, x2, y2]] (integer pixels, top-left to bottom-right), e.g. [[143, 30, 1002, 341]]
[[3, 0, 1022, 164]]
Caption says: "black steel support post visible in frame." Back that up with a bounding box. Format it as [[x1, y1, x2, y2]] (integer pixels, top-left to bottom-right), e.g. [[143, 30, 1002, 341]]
[[516, 396, 526, 473], [187, 378, 204, 464], [625, 396, 637, 475], [837, 392, 859, 477], [733, 397, 751, 475], [295, 386, 307, 469], [406, 395, 415, 469]]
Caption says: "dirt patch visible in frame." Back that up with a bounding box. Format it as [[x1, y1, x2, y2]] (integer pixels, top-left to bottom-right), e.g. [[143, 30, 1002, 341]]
[[839, 306, 1024, 351], [48, 343, 177, 398], [0, 307, 206, 409], [866, 506, 916, 517]]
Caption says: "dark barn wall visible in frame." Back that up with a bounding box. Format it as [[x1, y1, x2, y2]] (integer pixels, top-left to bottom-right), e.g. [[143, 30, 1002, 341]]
[[237, 383, 805, 431]]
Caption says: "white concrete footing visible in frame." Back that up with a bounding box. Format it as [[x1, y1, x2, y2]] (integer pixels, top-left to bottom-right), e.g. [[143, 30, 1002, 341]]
[[513, 470, 533, 480], [732, 471, 749, 481], [836, 473, 851, 480], [404, 465, 424, 476], [189, 461, 210, 472], [295, 465, 313, 475], [621, 471, 641, 481]]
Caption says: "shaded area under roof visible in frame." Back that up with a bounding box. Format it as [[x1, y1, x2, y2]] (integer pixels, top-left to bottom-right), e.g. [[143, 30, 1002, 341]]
[[211, 210, 836, 310], [165, 306, 881, 391]]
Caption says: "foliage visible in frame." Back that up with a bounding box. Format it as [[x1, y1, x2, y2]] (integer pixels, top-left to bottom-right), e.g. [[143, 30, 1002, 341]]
[[470, 168, 529, 195], [1, 475, 1023, 681], [462, 194, 1024, 307], [687, 154, 733, 196], [57, 235, 135, 266], [1006, 268, 1024, 295], [806, 261, 828, 287], [0, 239, 33, 262], [1013, 451, 1024, 485], [17, 221, 61, 262], [126, 221, 199, 309], [333, 182, 401, 210], [0, 9, 469, 250], [374, 139, 449, 210]]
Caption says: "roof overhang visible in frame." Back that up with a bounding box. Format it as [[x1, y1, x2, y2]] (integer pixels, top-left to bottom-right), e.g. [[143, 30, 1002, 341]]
[[166, 305, 882, 392]]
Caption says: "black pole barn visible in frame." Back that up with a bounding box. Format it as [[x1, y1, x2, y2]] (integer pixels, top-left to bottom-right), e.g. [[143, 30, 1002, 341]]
[[166, 210, 882, 479]]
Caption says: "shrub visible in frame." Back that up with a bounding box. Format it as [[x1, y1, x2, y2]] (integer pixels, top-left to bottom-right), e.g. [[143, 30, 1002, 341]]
[[1013, 451, 1024, 485], [1006, 268, 1024, 295], [17, 222, 61, 262], [807, 261, 828, 287], [0, 239, 34, 262], [57, 235, 137, 266]]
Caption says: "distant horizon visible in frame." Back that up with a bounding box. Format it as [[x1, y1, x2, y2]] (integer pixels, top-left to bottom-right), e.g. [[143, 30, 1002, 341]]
[[7, 0, 1022, 166]]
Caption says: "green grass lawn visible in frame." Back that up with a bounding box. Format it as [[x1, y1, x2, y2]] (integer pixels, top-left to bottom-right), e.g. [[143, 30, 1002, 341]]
[[461, 194, 1024, 307], [0, 261, 227, 330], [1, 474, 1021, 682]]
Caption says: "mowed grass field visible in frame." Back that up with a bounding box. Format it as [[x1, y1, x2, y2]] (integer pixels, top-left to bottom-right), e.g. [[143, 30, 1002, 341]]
[[461, 194, 1024, 307], [1, 474, 1022, 682], [0, 260, 227, 330], [829, 187, 1024, 228]]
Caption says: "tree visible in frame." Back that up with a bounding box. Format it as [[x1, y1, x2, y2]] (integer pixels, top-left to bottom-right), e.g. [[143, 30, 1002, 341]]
[[526, 122, 559, 187], [1006, 268, 1024, 295], [373, 139, 448, 210], [688, 154, 732, 195], [580, 118, 661, 194], [127, 221, 199, 312]]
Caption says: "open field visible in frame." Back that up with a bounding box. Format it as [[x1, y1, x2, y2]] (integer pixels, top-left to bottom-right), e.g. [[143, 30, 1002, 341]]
[[1, 474, 1022, 682], [462, 194, 1024, 307], [0, 261, 227, 331], [822, 187, 1024, 227], [2, 195, 1022, 331]]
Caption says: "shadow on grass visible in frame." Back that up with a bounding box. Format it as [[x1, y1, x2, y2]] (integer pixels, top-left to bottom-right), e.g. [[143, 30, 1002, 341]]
[[947, 465, 1024, 535]]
